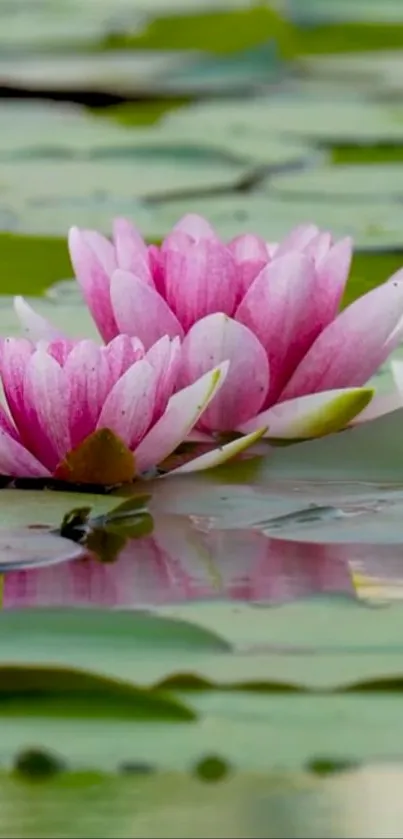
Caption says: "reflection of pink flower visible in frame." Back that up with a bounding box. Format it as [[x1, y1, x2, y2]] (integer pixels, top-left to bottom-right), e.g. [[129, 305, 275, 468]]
[[3, 517, 369, 610], [16, 214, 403, 441], [0, 334, 260, 480]]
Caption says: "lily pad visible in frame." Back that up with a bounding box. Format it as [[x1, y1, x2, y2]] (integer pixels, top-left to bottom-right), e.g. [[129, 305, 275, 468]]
[[103, 114, 317, 169], [0, 489, 118, 530], [122, 5, 292, 56], [156, 193, 403, 251], [300, 50, 403, 99], [289, 0, 403, 24], [0, 0, 143, 50], [0, 156, 250, 236], [268, 164, 403, 203], [0, 101, 188, 160], [0, 50, 195, 96], [164, 97, 403, 147], [0, 530, 86, 571], [0, 489, 118, 571]]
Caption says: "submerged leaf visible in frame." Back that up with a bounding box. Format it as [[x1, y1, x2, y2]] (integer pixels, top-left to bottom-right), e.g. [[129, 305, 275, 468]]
[[54, 429, 136, 486]]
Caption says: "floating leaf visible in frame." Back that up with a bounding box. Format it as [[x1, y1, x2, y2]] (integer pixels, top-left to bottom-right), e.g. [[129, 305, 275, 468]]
[[0, 154, 250, 237], [269, 163, 403, 203], [54, 429, 136, 486], [156, 193, 403, 252], [0, 530, 86, 572]]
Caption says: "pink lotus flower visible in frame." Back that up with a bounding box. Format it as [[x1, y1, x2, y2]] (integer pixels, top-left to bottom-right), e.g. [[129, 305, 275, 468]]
[[15, 215, 403, 441], [0, 335, 263, 483]]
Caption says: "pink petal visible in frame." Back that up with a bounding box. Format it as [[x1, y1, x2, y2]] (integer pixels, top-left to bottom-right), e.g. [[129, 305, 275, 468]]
[[134, 362, 228, 473], [274, 224, 319, 258], [148, 244, 165, 295], [1, 338, 34, 431], [228, 234, 270, 301], [81, 229, 117, 275], [23, 350, 71, 471], [161, 230, 193, 254], [172, 213, 217, 242], [110, 269, 183, 350], [266, 242, 279, 258], [97, 358, 157, 449], [236, 252, 322, 405], [68, 226, 118, 343], [164, 239, 237, 332], [315, 237, 353, 323], [0, 427, 50, 477], [146, 336, 182, 420], [43, 339, 77, 367], [113, 217, 153, 284], [303, 231, 333, 265], [101, 334, 145, 386], [64, 340, 111, 447], [0, 405, 19, 441], [14, 296, 67, 342], [181, 313, 269, 430], [280, 278, 403, 400]]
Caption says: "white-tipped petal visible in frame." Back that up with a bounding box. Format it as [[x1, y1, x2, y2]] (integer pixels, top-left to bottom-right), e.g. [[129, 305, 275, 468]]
[[134, 362, 229, 474], [168, 427, 267, 475], [14, 296, 66, 342]]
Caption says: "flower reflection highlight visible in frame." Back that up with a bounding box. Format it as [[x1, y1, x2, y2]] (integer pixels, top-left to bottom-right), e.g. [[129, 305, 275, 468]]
[[4, 511, 400, 610]]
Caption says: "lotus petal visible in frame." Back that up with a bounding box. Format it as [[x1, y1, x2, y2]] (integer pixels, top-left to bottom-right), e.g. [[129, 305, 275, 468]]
[[134, 363, 228, 473]]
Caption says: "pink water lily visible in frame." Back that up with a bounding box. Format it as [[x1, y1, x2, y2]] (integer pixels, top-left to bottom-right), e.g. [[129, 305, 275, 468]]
[[15, 214, 403, 441], [0, 335, 263, 483]]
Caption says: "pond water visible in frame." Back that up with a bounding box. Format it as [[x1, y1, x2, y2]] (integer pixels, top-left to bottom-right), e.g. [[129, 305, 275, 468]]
[[2, 1, 403, 837]]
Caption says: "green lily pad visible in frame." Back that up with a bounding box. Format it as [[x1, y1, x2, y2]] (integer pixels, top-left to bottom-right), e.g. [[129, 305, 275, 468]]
[[0, 489, 118, 571], [290, 0, 403, 24], [164, 97, 403, 147], [0, 50, 195, 96], [4, 622, 403, 773], [0, 0, 143, 50], [0, 155, 250, 236], [121, 5, 293, 56], [156, 193, 403, 251], [104, 114, 317, 168], [0, 531, 85, 572], [0, 101, 188, 160], [7, 600, 403, 690], [300, 50, 403, 99], [0, 490, 118, 530], [269, 164, 403, 203]]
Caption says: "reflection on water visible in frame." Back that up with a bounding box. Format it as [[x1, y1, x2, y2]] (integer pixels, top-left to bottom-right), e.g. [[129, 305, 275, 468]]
[[255, 765, 403, 839], [3, 510, 403, 610]]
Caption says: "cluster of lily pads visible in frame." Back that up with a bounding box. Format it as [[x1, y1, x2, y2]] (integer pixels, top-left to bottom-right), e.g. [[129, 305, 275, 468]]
[[2, 212, 403, 487]]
